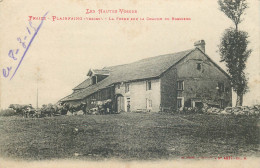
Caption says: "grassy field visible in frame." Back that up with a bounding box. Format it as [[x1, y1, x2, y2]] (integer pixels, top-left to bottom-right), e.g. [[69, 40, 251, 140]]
[[0, 113, 259, 160]]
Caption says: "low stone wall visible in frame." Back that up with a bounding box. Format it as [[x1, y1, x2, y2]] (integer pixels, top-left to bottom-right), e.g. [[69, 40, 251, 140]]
[[177, 105, 260, 116], [205, 105, 260, 116]]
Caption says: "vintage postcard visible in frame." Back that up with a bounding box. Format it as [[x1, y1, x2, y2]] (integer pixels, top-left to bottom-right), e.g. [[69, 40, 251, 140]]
[[0, 0, 259, 167]]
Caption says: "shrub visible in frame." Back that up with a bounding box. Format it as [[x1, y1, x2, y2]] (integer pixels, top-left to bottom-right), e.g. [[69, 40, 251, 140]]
[[178, 107, 204, 114], [0, 108, 17, 117]]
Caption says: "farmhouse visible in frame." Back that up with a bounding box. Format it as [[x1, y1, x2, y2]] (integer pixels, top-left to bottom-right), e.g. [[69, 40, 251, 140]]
[[60, 40, 232, 112]]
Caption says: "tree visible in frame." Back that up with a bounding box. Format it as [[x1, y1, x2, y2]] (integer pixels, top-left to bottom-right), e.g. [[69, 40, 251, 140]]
[[218, 0, 248, 31], [218, 0, 252, 106], [219, 28, 251, 106]]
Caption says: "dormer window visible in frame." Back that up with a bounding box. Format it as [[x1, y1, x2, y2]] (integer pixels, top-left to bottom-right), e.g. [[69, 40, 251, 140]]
[[87, 68, 110, 85], [92, 76, 97, 84]]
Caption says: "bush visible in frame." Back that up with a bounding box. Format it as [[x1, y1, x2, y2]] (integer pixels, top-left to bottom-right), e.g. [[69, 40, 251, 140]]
[[178, 107, 204, 114], [0, 108, 17, 117]]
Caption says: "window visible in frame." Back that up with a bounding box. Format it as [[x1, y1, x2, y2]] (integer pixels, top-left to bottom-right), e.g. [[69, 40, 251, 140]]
[[177, 81, 184, 90], [218, 82, 224, 92], [125, 83, 130, 93], [92, 76, 97, 84], [197, 63, 202, 70], [177, 97, 184, 108], [146, 80, 152, 90]]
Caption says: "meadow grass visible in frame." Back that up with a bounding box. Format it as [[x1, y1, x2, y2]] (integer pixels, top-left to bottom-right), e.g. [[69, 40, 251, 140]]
[[0, 113, 259, 160]]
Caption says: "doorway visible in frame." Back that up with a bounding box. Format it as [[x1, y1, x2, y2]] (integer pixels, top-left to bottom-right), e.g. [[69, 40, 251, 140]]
[[117, 95, 125, 113], [195, 102, 203, 108]]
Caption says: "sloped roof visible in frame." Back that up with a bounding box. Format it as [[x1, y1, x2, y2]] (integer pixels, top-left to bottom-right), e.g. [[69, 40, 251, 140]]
[[73, 78, 92, 90], [87, 69, 110, 76], [92, 69, 110, 75], [60, 48, 195, 102], [73, 69, 110, 90]]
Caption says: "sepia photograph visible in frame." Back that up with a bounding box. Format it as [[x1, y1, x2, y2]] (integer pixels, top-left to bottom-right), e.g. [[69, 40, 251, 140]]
[[0, 0, 259, 167]]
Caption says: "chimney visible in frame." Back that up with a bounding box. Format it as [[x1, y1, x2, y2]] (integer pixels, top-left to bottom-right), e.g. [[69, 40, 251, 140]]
[[194, 40, 205, 53]]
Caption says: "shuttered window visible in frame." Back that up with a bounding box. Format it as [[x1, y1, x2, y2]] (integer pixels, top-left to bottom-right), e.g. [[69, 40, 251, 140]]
[[125, 83, 130, 93], [146, 80, 152, 90], [218, 82, 224, 92]]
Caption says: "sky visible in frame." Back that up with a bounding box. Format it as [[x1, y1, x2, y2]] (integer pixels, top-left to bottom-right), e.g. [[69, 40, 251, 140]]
[[0, 0, 259, 109]]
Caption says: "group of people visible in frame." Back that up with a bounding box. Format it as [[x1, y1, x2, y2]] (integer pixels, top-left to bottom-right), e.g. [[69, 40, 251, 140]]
[[9, 99, 114, 118], [9, 103, 69, 118]]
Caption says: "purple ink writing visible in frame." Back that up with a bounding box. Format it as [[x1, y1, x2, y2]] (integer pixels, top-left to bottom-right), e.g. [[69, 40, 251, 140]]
[[2, 11, 49, 80]]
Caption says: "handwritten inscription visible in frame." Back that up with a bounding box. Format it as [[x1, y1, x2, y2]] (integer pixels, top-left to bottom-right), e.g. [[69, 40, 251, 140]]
[[2, 11, 48, 80], [2, 9, 190, 80]]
